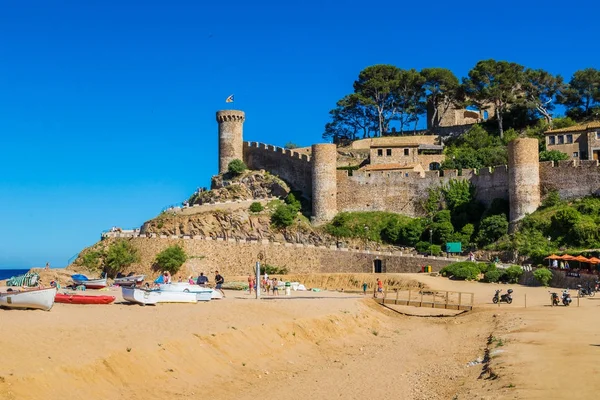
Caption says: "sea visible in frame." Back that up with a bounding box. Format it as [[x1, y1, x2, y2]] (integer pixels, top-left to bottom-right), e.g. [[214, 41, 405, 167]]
[[0, 269, 30, 280]]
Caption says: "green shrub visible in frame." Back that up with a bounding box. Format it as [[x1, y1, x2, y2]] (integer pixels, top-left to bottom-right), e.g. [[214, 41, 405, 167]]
[[440, 261, 480, 280], [478, 262, 496, 275], [81, 250, 103, 270], [429, 244, 442, 256], [271, 204, 296, 228], [105, 240, 140, 278], [539, 150, 570, 163], [154, 245, 187, 275], [533, 267, 553, 287], [260, 264, 289, 275], [483, 269, 504, 283], [284, 193, 301, 213], [249, 202, 264, 213], [505, 265, 523, 283], [227, 159, 247, 175], [541, 190, 562, 208], [415, 241, 431, 254], [477, 214, 509, 246]]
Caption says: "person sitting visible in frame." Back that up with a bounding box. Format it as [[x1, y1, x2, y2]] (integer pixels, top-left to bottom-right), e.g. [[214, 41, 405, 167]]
[[163, 271, 172, 284], [196, 272, 209, 287], [188, 275, 195, 285]]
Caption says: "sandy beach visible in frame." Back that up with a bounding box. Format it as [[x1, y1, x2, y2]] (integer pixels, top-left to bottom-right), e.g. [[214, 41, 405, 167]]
[[1, 273, 599, 400]]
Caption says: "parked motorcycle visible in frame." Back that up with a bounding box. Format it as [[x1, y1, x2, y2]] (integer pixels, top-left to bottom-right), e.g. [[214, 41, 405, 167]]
[[562, 290, 572, 306], [578, 284, 596, 297], [492, 289, 513, 304], [549, 291, 560, 306]]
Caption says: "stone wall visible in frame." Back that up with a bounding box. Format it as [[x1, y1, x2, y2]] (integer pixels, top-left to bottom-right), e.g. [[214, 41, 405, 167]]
[[243, 142, 312, 199], [470, 166, 509, 206], [123, 237, 458, 278], [540, 160, 600, 199]]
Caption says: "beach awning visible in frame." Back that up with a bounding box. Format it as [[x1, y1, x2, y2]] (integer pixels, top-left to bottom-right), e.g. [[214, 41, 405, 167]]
[[559, 254, 576, 261], [574, 255, 591, 263], [588, 257, 600, 264], [544, 254, 561, 260]]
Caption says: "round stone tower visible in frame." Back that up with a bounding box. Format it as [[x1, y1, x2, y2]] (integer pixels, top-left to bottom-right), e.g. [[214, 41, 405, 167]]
[[311, 143, 337, 225], [216, 110, 245, 174], [508, 138, 541, 226]]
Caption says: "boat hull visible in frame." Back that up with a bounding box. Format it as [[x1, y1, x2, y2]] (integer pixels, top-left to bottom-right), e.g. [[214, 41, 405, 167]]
[[122, 287, 197, 305], [0, 287, 57, 311], [158, 283, 214, 301], [72, 278, 107, 289], [114, 275, 145, 286], [55, 293, 115, 305]]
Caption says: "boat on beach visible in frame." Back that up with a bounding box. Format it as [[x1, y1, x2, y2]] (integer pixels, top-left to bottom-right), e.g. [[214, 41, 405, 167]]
[[71, 274, 108, 289], [158, 283, 214, 301], [113, 274, 145, 287], [55, 292, 116, 305], [0, 287, 57, 311], [122, 287, 197, 305]]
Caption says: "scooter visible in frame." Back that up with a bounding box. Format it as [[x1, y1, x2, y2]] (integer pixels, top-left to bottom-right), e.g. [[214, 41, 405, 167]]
[[549, 291, 560, 306], [578, 284, 596, 297], [562, 290, 572, 306], [492, 289, 513, 304]]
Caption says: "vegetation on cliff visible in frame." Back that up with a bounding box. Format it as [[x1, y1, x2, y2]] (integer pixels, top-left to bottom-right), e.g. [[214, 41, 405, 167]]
[[74, 239, 140, 278], [154, 245, 187, 275]]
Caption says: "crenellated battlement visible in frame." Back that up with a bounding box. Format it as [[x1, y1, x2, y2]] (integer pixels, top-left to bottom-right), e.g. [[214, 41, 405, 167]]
[[216, 110, 245, 123], [244, 141, 311, 163]]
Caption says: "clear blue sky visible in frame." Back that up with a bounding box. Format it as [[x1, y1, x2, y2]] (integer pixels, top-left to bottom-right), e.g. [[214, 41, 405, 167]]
[[0, 0, 597, 269]]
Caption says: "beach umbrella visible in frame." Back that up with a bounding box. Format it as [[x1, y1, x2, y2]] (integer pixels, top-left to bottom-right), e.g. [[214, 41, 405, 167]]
[[560, 254, 576, 260], [588, 257, 600, 264], [544, 254, 561, 260], [574, 255, 591, 269]]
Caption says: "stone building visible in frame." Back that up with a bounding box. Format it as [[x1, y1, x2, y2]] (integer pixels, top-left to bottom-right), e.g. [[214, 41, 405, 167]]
[[217, 109, 600, 226], [544, 121, 600, 160], [367, 137, 444, 172]]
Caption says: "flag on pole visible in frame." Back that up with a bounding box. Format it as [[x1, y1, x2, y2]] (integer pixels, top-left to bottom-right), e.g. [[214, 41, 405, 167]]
[[226, 94, 234, 103]]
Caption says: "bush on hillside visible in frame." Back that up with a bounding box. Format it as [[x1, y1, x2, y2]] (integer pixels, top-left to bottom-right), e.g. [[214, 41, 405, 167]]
[[505, 265, 523, 283], [284, 193, 302, 213], [415, 241, 431, 254], [154, 245, 187, 275], [271, 204, 296, 228], [227, 159, 247, 175], [81, 250, 104, 270], [440, 262, 481, 281], [249, 202, 264, 213], [477, 214, 509, 246], [533, 267, 553, 287], [483, 269, 505, 283], [104, 240, 140, 278]]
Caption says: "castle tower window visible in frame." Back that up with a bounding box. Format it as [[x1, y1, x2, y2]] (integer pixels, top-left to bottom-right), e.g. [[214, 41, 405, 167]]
[[377, 149, 383, 157], [596, 131, 600, 140], [548, 136, 555, 145], [566, 134, 573, 144], [404, 148, 409, 156], [558, 135, 564, 144], [573, 152, 579, 158], [386, 149, 392, 156]]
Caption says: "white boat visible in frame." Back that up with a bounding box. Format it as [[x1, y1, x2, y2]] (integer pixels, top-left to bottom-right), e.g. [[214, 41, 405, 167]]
[[72, 275, 108, 289], [0, 287, 57, 311], [121, 287, 197, 305], [114, 274, 145, 286], [158, 283, 213, 301]]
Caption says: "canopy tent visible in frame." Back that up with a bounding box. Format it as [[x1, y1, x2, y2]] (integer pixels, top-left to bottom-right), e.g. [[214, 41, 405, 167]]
[[588, 257, 600, 264], [544, 254, 562, 260], [559, 254, 577, 261]]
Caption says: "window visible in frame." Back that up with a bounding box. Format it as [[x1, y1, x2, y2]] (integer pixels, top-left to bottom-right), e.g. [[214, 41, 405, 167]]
[[596, 131, 600, 140], [404, 148, 409, 156], [566, 134, 573, 143], [558, 135, 564, 144], [573, 152, 579, 158], [548, 136, 555, 145], [386, 148, 392, 156], [377, 149, 383, 156]]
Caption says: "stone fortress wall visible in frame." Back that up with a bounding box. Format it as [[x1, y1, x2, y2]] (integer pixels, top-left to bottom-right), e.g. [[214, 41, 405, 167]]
[[218, 110, 600, 224]]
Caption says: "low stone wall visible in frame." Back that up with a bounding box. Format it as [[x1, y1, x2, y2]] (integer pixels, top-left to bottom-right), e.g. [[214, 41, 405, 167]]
[[117, 237, 458, 278]]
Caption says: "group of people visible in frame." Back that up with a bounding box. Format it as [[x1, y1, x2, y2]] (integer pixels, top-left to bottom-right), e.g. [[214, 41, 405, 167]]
[[246, 273, 280, 296], [153, 270, 226, 297]]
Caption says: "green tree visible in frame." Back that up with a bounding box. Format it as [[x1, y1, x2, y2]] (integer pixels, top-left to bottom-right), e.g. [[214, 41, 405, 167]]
[[394, 68, 426, 133], [421, 68, 461, 129], [284, 193, 301, 212], [284, 142, 299, 149], [539, 150, 569, 163], [228, 159, 247, 175], [155, 245, 187, 275], [477, 214, 509, 246], [105, 240, 140, 278], [443, 179, 474, 212], [463, 59, 526, 138], [523, 69, 564, 128], [249, 202, 264, 213], [533, 267, 553, 287], [353, 64, 402, 136], [401, 219, 425, 246], [559, 68, 600, 120], [323, 94, 378, 143], [505, 265, 523, 283], [81, 250, 104, 270], [271, 204, 296, 228]]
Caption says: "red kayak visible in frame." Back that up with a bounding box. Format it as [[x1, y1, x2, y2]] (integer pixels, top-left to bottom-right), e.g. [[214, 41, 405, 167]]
[[55, 293, 116, 305]]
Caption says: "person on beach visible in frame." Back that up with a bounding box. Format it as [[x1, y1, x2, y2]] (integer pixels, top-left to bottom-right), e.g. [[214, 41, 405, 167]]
[[45, 262, 50, 270], [374, 278, 383, 298], [362, 282, 368, 295], [197, 272, 208, 286], [247, 275, 255, 295], [214, 271, 225, 297], [272, 277, 279, 296], [188, 275, 194, 285], [265, 278, 271, 295], [163, 271, 172, 284]]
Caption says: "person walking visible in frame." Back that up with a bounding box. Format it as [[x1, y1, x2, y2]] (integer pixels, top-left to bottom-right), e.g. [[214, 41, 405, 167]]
[[247, 274, 255, 295], [362, 282, 368, 295], [272, 277, 279, 296], [375, 278, 383, 298], [214, 271, 225, 297]]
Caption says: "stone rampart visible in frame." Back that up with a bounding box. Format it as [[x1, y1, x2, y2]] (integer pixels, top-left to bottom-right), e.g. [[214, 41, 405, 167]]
[[120, 237, 458, 277], [540, 160, 600, 199], [336, 165, 510, 217], [243, 142, 312, 199]]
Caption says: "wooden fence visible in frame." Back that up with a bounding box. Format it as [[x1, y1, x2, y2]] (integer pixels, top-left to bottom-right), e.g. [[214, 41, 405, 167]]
[[378, 289, 474, 311]]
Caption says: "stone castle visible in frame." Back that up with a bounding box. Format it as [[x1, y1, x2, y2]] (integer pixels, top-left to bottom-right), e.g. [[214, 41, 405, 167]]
[[216, 110, 600, 226]]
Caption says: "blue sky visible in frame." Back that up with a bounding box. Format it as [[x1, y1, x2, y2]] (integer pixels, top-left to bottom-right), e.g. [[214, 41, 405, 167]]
[[0, 0, 597, 268]]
